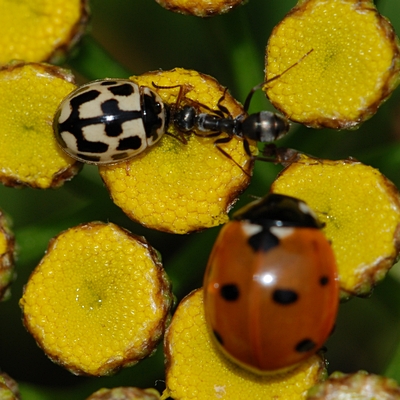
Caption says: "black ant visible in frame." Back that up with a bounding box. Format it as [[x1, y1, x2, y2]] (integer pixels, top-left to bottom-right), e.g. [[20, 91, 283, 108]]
[[154, 49, 313, 175]]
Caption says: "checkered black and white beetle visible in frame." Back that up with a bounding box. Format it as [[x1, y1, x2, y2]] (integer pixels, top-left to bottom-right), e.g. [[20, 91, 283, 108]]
[[53, 79, 167, 165]]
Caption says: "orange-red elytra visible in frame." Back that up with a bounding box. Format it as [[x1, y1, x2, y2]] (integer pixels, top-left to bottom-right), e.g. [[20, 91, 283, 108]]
[[203, 193, 339, 374]]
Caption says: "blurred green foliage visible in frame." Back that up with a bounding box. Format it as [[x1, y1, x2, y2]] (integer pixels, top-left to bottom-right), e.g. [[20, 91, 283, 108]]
[[1, 0, 400, 398]]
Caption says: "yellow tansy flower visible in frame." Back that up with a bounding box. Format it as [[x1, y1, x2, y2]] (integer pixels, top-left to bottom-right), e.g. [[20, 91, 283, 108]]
[[155, 0, 245, 17], [20, 222, 173, 376], [162, 289, 326, 400], [0, 62, 82, 188], [100, 68, 256, 234], [0, 0, 89, 65], [86, 387, 161, 400], [307, 371, 400, 399], [265, 0, 400, 128], [271, 154, 400, 298], [0, 210, 15, 302]]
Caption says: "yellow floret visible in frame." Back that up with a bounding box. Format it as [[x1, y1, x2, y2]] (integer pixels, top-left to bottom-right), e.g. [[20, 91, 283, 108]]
[[0, 0, 89, 65], [100, 68, 256, 234], [0, 62, 82, 188], [265, 0, 400, 128], [162, 289, 326, 400], [155, 0, 245, 16], [271, 155, 400, 297], [20, 222, 173, 376]]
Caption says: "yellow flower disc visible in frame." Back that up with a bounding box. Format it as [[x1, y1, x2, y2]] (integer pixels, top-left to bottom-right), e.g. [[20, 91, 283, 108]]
[[0, 211, 15, 302], [20, 222, 173, 376], [155, 0, 245, 17], [271, 155, 400, 298], [0, 0, 89, 65], [100, 68, 256, 234], [307, 371, 400, 399], [86, 387, 161, 400], [0, 62, 82, 188], [265, 0, 400, 129], [162, 289, 326, 400]]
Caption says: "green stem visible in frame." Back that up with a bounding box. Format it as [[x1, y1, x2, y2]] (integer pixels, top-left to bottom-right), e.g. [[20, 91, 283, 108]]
[[67, 35, 132, 80]]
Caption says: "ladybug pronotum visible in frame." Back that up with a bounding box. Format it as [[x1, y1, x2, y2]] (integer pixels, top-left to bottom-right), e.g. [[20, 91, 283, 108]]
[[53, 79, 167, 165], [203, 193, 339, 374]]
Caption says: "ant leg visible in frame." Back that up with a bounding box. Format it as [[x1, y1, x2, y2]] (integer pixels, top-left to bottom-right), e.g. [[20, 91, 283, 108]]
[[164, 130, 188, 145], [243, 49, 314, 112], [151, 82, 192, 109], [213, 135, 252, 177], [151, 82, 195, 144], [216, 88, 231, 116], [192, 130, 223, 139]]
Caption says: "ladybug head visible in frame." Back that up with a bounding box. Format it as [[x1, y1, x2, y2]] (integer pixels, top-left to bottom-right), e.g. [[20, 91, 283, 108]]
[[233, 193, 323, 229]]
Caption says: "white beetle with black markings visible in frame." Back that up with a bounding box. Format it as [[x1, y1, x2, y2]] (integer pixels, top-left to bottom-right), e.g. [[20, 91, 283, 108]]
[[53, 79, 167, 164]]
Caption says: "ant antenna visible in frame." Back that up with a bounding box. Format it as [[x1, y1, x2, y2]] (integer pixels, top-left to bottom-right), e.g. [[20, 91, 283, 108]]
[[243, 48, 314, 112]]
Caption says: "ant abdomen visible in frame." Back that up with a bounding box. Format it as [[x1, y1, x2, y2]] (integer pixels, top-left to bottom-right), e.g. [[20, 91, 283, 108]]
[[241, 111, 289, 143]]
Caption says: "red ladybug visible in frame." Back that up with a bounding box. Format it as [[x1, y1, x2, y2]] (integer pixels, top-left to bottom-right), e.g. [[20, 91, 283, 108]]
[[203, 193, 339, 374]]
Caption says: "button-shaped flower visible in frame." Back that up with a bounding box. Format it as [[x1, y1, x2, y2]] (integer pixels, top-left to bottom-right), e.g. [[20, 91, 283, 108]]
[[265, 0, 400, 128], [162, 289, 326, 400], [271, 154, 400, 298], [0, 0, 89, 65], [20, 222, 173, 376], [0, 62, 82, 188], [100, 68, 256, 234]]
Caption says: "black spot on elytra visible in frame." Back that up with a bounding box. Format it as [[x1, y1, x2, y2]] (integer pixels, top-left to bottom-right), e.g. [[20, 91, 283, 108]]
[[247, 228, 279, 252], [100, 80, 119, 86], [101, 99, 141, 137], [77, 140, 108, 153], [77, 153, 102, 162], [320, 276, 329, 286], [117, 136, 142, 151], [108, 83, 135, 96], [213, 330, 224, 345], [220, 284, 240, 301], [296, 339, 316, 353], [273, 289, 298, 305], [57, 87, 142, 154]]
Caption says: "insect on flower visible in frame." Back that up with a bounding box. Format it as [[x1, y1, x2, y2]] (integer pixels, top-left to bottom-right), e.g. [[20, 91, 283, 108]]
[[53, 50, 312, 169]]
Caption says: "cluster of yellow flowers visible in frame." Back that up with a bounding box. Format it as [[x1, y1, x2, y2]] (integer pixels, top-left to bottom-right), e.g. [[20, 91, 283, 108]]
[[1, 0, 400, 399]]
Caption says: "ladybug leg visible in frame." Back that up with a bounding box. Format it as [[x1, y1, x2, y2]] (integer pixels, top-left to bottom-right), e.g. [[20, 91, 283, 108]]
[[243, 49, 314, 112]]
